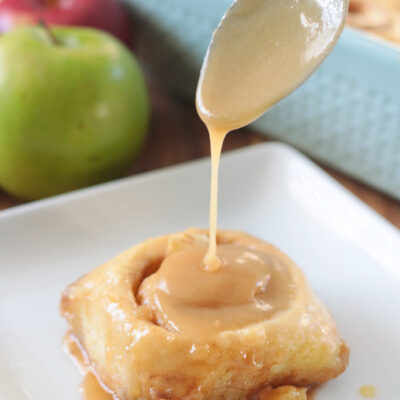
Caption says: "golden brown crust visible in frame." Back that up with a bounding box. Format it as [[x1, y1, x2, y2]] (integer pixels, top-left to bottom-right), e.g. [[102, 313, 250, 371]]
[[61, 229, 349, 400]]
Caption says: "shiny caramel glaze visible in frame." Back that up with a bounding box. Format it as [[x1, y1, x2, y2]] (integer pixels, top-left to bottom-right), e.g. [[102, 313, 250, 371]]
[[138, 244, 295, 337], [80, 373, 114, 400], [64, 333, 115, 400]]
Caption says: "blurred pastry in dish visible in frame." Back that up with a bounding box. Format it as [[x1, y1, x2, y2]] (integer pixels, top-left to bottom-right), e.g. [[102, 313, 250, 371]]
[[61, 229, 349, 400], [347, 0, 400, 43]]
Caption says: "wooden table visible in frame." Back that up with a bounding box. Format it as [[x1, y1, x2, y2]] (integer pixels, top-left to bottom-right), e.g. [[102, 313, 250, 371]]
[[1, 84, 399, 229]]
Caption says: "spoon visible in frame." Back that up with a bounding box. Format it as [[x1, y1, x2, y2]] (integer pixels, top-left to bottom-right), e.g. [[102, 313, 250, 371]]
[[197, 0, 349, 131]]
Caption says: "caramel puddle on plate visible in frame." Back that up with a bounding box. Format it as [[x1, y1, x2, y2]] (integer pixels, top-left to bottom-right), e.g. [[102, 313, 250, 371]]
[[307, 385, 323, 400], [359, 385, 377, 398], [80, 373, 114, 400], [64, 333, 116, 400], [196, 0, 348, 270]]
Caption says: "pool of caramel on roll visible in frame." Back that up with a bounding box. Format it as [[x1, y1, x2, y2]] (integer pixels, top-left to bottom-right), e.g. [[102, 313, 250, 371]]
[[138, 244, 295, 337]]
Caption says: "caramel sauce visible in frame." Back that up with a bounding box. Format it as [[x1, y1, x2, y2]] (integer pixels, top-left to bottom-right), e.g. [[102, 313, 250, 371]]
[[204, 128, 226, 271], [63, 332, 88, 375], [307, 385, 321, 400], [196, 0, 347, 270], [64, 333, 117, 400], [80, 373, 114, 400], [138, 244, 294, 336], [359, 385, 377, 398]]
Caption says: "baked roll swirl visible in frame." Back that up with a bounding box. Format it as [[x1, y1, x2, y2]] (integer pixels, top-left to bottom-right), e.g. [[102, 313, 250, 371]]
[[61, 229, 349, 400]]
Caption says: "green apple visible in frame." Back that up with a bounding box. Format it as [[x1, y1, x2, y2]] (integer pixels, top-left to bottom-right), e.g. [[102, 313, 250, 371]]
[[0, 25, 149, 200]]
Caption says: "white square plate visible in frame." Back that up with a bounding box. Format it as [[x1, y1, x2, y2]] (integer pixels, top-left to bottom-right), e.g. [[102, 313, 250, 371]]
[[0, 143, 399, 400]]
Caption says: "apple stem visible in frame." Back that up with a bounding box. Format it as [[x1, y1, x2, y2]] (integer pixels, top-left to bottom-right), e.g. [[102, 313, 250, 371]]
[[38, 19, 61, 46]]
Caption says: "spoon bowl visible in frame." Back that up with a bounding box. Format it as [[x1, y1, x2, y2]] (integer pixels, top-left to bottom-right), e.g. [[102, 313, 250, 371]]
[[196, 0, 349, 131]]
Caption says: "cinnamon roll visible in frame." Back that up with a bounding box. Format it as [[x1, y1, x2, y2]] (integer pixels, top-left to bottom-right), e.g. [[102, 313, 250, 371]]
[[61, 229, 349, 400]]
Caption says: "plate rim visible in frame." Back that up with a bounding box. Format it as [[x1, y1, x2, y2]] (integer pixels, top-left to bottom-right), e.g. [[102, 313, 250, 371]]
[[0, 142, 398, 236]]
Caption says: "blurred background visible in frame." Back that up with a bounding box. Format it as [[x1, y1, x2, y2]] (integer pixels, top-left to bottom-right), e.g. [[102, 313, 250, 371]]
[[0, 0, 398, 228]]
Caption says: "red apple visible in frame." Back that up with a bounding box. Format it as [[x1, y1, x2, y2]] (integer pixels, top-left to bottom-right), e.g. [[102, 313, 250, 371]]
[[0, 0, 133, 46]]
